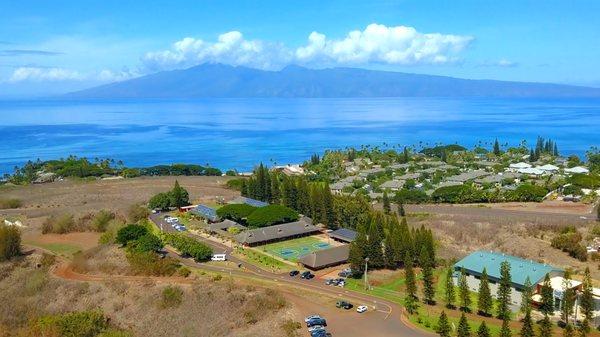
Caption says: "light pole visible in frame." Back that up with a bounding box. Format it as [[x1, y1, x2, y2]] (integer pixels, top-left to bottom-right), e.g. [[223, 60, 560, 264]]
[[364, 257, 370, 290]]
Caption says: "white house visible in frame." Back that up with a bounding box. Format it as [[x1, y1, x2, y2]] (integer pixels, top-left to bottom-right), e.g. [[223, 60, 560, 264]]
[[565, 166, 590, 174], [538, 164, 560, 173], [518, 167, 546, 176], [509, 162, 532, 171]]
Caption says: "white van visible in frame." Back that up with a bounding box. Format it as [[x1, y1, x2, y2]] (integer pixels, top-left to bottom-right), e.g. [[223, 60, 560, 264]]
[[211, 254, 227, 261]]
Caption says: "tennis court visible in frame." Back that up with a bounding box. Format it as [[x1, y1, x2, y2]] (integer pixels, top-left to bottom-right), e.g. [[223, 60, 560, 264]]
[[261, 236, 332, 261]]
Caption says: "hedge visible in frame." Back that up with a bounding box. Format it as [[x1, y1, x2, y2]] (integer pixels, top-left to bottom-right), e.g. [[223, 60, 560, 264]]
[[161, 233, 213, 262], [246, 204, 299, 228]]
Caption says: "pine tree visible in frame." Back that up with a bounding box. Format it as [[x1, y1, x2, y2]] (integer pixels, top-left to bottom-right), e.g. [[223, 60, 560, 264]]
[[457, 313, 471, 337], [384, 217, 402, 269], [476, 321, 490, 337], [496, 261, 512, 320], [580, 267, 594, 336], [540, 274, 555, 317], [520, 309, 534, 337], [436, 311, 451, 337], [403, 147, 410, 163], [458, 268, 471, 312], [538, 316, 552, 337], [365, 218, 385, 268], [270, 173, 280, 204], [444, 267, 456, 309], [348, 223, 368, 273], [561, 270, 576, 325], [399, 202, 406, 217], [421, 247, 435, 305], [494, 139, 501, 156], [477, 268, 492, 316], [404, 251, 418, 314], [170, 180, 190, 208], [563, 323, 574, 337], [520, 277, 533, 314], [382, 191, 391, 214], [499, 319, 512, 337]]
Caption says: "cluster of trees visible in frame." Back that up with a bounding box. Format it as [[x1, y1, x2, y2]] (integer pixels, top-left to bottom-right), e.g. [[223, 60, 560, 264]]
[[240, 164, 336, 228], [3, 157, 222, 185], [148, 180, 190, 210], [0, 223, 21, 261], [424, 183, 549, 204], [160, 232, 213, 262], [245, 205, 299, 228], [528, 136, 559, 162], [348, 211, 435, 274], [550, 227, 587, 261], [421, 145, 467, 159], [216, 204, 257, 223]]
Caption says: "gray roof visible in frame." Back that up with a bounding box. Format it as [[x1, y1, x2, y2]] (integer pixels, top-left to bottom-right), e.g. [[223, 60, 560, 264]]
[[436, 181, 463, 188], [329, 228, 357, 242], [474, 172, 522, 185], [389, 163, 410, 170], [298, 245, 350, 269], [380, 180, 405, 189], [208, 219, 247, 232], [229, 196, 269, 207], [446, 170, 490, 183], [397, 172, 421, 180], [234, 218, 319, 245], [423, 161, 445, 166]]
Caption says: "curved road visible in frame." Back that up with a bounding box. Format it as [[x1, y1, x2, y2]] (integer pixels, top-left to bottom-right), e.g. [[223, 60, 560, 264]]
[[150, 214, 431, 337]]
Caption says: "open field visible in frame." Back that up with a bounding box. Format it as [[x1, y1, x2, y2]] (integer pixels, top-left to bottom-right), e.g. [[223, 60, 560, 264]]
[[260, 235, 332, 261]]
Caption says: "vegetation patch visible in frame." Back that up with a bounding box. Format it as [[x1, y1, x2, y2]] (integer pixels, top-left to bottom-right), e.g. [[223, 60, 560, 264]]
[[0, 198, 22, 209], [160, 286, 184, 308], [246, 204, 299, 228]]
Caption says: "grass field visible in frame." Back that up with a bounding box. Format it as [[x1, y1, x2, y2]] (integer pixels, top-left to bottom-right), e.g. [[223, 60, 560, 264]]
[[260, 236, 332, 262], [27, 241, 82, 257]]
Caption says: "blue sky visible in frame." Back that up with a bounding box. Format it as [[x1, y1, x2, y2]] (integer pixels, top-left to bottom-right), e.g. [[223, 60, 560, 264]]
[[1, 0, 599, 96]]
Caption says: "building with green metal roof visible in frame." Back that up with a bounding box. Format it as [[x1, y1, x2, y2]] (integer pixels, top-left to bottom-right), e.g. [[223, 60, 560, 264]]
[[453, 250, 563, 307]]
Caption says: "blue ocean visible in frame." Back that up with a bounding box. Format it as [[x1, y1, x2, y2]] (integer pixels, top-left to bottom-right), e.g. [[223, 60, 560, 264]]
[[0, 98, 599, 175]]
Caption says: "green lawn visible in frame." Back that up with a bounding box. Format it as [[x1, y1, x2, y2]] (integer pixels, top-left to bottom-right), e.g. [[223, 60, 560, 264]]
[[28, 242, 82, 257], [234, 247, 295, 272], [259, 236, 332, 262]]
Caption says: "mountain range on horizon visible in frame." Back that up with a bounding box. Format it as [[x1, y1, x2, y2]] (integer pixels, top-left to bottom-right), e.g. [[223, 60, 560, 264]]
[[66, 63, 600, 99]]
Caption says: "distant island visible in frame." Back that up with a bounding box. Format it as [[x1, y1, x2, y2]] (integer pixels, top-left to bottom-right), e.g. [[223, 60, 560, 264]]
[[66, 63, 600, 99]]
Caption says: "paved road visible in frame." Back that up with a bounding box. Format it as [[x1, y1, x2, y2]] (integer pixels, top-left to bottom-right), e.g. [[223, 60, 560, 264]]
[[149, 214, 431, 337]]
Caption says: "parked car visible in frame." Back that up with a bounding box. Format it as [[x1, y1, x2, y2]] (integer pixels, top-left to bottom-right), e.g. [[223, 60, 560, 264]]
[[211, 254, 227, 261], [306, 318, 327, 327], [336, 300, 353, 310], [338, 268, 353, 278], [300, 271, 314, 279], [311, 330, 331, 337], [357, 305, 368, 313], [304, 315, 322, 323], [289, 270, 300, 277], [325, 279, 333, 285], [308, 325, 325, 332]]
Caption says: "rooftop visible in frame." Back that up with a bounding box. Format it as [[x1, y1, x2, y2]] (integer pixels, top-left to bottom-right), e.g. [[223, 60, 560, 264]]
[[446, 170, 490, 183], [229, 196, 269, 208], [298, 245, 350, 269], [234, 218, 319, 245], [328, 228, 357, 242], [454, 250, 561, 287], [191, 204, 219, 222]]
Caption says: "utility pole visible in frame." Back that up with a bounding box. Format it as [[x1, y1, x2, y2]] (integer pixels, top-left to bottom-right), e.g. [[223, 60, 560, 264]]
[[364, 257, 370, 290]]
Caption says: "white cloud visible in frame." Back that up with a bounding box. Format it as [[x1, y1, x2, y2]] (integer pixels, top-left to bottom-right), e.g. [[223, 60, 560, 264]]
[[479, 58, 518, 67], [142, 31, 292, 71], [143, 24, 473, 71], [7, 66, 138, 83], [296, 24, 473, 65], [9, 67, 83, 82]]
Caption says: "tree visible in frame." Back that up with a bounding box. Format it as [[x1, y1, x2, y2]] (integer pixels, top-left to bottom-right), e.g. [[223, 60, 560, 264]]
[[457, 313, 471, 337], [436, 311, 451, 337], [520, 277, 533, 315], [458, 268, 471, 312], [382, 191, 391, 214], [444, 267, 456, 309], [477, 268, 492, 316], [404, 251, 418, 314], [520, 309, 534, 337], [421, 247, 435, 304], [170, 180, 190, 208], [494, 139, 501, 156], [0, 224, 21, 261], [563, 323, 574, 337], [539, 273, 555, 317], [561, 270, 576, 324], [130, 233, 163, 253], [476, 321, 490, 337], [538, 316, 552, 337], [580, 267, 594, 336], [499, 319, 512, 337], [116, 224, 148, 246], [398, 202, 406, 217], [496, 261, 512, 320], [148, 192, 171, 211]]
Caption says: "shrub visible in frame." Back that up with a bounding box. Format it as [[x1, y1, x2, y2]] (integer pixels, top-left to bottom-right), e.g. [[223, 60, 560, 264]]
[[216, 204, 257, 223], [42, 214, 76, 234], [0, 198, 22, 209], [126, 250, 179, 276], [177, 266, 191, 277], [569, 174, 600, 189], [91, 210, 115, 232], [33, 310, 108, 337], [551, 231, 588, 261], [281, 320, 302, 337], [506, 184, 548, 202], [115, 224, 148, 246], [127, 204, 150, 223], [246, 205, 299, 228], [160, 286, 183, 308], [0, 224, 21, 261], [226, 178, 246, 191]]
